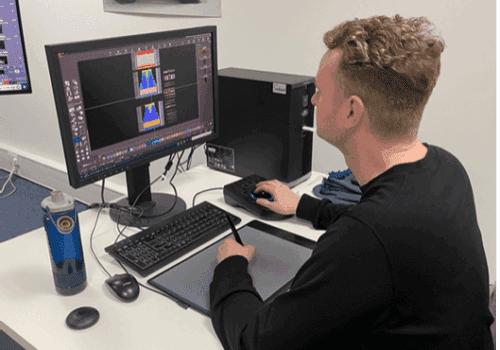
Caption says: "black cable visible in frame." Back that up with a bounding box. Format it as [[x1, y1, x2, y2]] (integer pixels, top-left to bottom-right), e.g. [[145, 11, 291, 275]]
[[93, 151, 179, 234], [169, 149, 184, 183], [87, 168, 191, 308], [184, 145, 198, 171], [115, 207, 134, 242], [177, 144, 201, 172], [111, 152, 176, 222], [177, 152, 186, 173], [114, 254, 188, 308], [101, 178, 106, 205], [192, 187, 224, 207], [89, 206, 111, 278], [137, 152, 181, 220], [89, 154, 177, 264]]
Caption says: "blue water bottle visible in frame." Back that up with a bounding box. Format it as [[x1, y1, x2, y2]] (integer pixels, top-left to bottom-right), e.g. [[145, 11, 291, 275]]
[[42, 190, 87, 295]]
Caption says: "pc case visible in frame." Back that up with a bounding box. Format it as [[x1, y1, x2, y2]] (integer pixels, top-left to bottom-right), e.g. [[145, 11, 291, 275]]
[[207, 67, 315, 188]]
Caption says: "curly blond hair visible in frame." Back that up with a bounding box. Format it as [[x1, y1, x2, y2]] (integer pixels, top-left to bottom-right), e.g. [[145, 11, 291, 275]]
[[323, 15, 445, 139]]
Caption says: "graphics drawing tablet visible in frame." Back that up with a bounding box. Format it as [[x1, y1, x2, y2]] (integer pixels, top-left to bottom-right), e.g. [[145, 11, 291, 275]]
[[148, 220, 316, 317]]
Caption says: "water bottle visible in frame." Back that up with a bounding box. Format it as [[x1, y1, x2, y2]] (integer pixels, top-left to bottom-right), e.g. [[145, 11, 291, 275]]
[[41, 190, 87, 295]]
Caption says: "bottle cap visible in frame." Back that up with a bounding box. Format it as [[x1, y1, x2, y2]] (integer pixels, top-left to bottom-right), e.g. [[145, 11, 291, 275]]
[[41, 190, 74, 213], [51, 190, 65, 203]]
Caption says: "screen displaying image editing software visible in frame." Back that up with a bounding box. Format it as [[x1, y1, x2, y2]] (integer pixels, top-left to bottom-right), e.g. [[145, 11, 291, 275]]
[[53, 30, 215, 184], [0, 0, 32, 94]]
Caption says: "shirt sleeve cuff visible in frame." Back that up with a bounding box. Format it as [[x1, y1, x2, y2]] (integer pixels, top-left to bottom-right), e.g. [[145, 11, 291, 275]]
[[296, 194, 323, 222], [210, 255, 262, 310], [215, 255, 249, 273]]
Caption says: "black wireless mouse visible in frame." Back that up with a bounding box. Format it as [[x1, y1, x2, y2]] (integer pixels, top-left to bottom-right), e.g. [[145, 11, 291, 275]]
[[105, 273, 140, 302], [66, 306, 99, 330]]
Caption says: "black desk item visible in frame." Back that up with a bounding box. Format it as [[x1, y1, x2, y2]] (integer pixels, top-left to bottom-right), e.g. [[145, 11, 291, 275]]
[[223, 174, 293, 220], [148, 220, 316, 317], [225, 214, 243, 245], [66, 307, 100, 330], [105, 273, 140, 302], [104, 202, 241, 277], [207, 68, 315, 188]]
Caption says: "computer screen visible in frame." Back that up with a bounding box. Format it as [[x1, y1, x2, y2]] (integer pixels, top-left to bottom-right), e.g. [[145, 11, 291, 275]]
[[0, 0, 32, 94], [45, 26, 219, 226]]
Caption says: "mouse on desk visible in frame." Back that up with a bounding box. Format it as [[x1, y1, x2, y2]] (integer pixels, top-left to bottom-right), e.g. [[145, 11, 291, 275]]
[[105, 273, 140, 302]]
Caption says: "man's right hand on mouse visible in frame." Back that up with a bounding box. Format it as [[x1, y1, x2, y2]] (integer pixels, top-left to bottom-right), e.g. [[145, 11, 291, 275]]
[[254, 180, 300, 215]]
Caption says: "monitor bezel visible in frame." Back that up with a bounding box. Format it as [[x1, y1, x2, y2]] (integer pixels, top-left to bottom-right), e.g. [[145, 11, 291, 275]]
[[45, 26, 219, 189], [0, 0, 33, 95]]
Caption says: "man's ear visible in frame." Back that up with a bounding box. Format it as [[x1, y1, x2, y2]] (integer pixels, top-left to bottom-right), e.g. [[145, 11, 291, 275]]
[[347, 96, 364, 124]]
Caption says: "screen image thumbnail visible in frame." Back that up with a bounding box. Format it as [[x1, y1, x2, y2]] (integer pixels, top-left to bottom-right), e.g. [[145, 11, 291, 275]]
[[139, 68, 161, 98], [138, 101, 165, 132]]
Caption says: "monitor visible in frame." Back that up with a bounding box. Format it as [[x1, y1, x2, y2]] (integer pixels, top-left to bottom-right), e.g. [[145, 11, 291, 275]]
[[0, 0, 32, 94], [45, 26, 219, 226]]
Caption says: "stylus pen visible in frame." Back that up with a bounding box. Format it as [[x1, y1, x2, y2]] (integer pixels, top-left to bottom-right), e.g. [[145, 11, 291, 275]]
[[225, 214, 244, 245]]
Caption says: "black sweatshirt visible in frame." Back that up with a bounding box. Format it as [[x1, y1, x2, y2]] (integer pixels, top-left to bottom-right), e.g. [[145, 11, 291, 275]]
[[209, 144, 494, 349]]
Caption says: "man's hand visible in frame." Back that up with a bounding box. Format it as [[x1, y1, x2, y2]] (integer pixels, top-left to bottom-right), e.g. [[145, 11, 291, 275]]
[[253, 180, 300, 215], [217, 237, 256, 263]]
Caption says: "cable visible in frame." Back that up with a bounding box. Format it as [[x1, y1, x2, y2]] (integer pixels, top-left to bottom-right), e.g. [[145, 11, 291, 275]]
[[190, 144, 203, 168], [135, 152, 181, 220], [182, 144, 201, 171], [169, 149, 184, 183], [111, 254, 188, 308], [187, 146, 196, 169], [92, 154, 177, 223], [89, 205, 111, 277], [176, 152, 186, 173], [192, 187, 224, 207], [0, 165, 17, 199], [101, 178, 106, 205], [176, 145, 202, 173], [89, 150, 182, 265], [88, 166, 189, 308]]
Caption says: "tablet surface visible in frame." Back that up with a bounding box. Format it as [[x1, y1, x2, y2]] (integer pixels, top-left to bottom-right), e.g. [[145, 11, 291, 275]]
[[148, 220, 316, 316], [0, 322, 37, 350]]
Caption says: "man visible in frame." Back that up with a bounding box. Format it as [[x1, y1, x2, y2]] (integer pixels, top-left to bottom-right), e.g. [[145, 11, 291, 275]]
[[210, 15, 494, 349]]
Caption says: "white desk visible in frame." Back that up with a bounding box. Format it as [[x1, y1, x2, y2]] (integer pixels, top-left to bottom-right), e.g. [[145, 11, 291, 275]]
[[0, 165, 326, 350]]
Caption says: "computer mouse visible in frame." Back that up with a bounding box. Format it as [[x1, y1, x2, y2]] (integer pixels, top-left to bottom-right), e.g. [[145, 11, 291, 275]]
[[105, 273, 140, 302], [66, 306, 100, 330], [249, 186, 274, 201]]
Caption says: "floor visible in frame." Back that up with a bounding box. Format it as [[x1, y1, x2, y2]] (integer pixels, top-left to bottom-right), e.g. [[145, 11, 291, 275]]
[[0, 169, 88, 243]]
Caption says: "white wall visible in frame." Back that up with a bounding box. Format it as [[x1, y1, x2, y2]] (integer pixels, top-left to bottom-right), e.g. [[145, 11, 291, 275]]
[[0, 0, 495, 280]]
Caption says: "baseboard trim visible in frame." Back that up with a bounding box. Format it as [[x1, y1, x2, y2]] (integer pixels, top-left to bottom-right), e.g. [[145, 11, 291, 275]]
[[0, 146, 124, 205]]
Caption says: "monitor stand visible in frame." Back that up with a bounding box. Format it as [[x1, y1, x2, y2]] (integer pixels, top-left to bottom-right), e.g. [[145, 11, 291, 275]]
[[109, 163, 186, 227]]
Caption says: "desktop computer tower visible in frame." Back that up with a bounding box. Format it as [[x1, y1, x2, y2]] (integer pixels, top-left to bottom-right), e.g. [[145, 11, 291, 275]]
[[207, 67, 315, 188]]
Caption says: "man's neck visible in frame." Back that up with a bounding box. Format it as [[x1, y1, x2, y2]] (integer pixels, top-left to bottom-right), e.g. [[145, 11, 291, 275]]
[[343, 138, 428, 187]]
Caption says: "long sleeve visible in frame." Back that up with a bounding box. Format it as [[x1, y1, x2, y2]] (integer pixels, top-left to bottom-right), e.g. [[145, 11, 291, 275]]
[[209, 216, 394, 350], [295, 194, 352, 229], [209, 256, 264, 350], [210, 144, 494, 349]]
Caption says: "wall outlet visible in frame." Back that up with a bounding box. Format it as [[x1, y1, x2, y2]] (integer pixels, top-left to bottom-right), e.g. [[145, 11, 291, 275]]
[[7, 152, 20, 175]]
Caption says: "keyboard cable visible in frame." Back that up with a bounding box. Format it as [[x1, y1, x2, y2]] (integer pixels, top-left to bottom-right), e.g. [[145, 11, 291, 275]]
[[88, 154, 189, 308], [192, 187, 223, 207]]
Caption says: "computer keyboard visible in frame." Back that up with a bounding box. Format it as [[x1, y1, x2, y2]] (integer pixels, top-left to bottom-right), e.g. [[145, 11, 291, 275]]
[[104, 201, 241, 277]]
